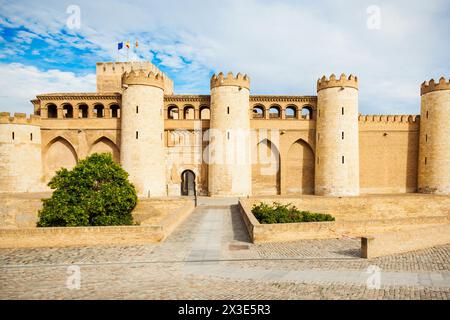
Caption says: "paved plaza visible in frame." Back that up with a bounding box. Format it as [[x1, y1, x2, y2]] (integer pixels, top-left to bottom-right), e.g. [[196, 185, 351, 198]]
[[1, 198, 450, 299]]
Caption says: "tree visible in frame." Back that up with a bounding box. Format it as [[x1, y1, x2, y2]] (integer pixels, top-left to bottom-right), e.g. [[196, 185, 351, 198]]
[[37, 153, 137, 227]]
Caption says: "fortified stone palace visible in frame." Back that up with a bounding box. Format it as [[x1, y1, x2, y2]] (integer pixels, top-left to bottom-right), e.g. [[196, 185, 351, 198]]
[[0, 61, 448, 197]]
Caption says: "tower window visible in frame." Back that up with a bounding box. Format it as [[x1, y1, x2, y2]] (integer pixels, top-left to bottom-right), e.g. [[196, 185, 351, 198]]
[[342, 131, 344, 140], [341, 107, 344, 115], [426, 110, 429, 118], [12, 132, 15, 140], [227, 107, 230, 114], [136, 106, 139, 114], [30, 133, 33, 141], [317, 157, 320, 165], [227, 131, 230, 140], [425, 157, 427, 165], [136, 131, 139, 139], [425, 134, 428, 142], [342, 156, 345, 164]]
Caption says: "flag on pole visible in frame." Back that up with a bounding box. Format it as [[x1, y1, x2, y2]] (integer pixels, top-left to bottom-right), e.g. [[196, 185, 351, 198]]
[[125, 41, 130, 48], [118, 42, 123, 50]]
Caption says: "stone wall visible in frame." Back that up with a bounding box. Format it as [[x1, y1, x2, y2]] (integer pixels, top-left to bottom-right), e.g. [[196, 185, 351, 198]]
[[0, 225, 164, 248], [359, 118, 419, 193], [362, 224, 450, 258], [239, 195, 450, 243], [0, 196, 195, 248]]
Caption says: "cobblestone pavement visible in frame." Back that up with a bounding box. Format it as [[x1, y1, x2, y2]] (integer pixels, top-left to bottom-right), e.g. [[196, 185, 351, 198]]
[[1, 202, 450, 300]]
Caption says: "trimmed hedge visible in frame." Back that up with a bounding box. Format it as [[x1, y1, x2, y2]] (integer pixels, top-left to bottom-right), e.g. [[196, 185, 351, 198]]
[[37, 153, 137, 227], [251, 202, 335, 224]]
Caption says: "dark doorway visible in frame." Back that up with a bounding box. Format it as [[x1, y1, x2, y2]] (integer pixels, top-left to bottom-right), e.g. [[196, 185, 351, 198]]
[[181, 170, 195, 196]]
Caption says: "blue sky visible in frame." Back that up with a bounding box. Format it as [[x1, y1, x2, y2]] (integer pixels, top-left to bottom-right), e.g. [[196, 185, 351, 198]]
[[0, 0, 448, 114]]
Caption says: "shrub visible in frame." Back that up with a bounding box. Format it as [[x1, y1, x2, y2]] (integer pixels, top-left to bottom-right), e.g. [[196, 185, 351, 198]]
[[37, 153, 137, 227], [251, 202, 335, 224]]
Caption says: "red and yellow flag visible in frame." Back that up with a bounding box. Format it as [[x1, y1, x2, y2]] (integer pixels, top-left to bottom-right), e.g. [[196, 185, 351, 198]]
[[125, 41, 130, 48]]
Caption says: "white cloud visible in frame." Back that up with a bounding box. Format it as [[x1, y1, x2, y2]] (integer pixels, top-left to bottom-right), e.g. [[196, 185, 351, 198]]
[[0, 0, 448, 114], [0, 62, 95, 113]]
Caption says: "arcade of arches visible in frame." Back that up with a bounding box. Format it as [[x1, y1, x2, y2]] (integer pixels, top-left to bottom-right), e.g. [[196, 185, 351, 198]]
[[43, 136, 120, 183], [42, 134, 315, 195], [252, 138, 315, 195]]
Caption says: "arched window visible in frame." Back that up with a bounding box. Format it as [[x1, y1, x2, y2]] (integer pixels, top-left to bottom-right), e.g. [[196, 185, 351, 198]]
[[269, 105, 281, 119], [252, 105, 265, 119], [301, 106, 313, 119], [200, 106, 210, 120], [110, 104, 120, 118], [168, 105, 179, 119], [93, 104, 104, 118], [285, 106, 297, 119], [78, 104, 88, 118], [184, 105, 195, 120], [47, 104, 57, 118], [62, 104, 73, 118]]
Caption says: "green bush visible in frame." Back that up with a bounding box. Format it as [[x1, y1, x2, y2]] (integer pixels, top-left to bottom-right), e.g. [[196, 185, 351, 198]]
[[37, 153, 137, 227], [251, 202, 335, 224]]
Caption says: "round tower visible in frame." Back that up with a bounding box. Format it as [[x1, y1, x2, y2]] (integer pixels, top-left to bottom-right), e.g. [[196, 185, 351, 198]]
[[208, 72, 251, 196], [418, 77, 450, 195], [315, 74, 360, 196], [120, 70, 166, 197], [0, 112, 43, 192]]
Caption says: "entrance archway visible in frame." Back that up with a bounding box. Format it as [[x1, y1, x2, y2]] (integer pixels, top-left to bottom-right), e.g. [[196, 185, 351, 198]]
[[181, 170, 196, 196]]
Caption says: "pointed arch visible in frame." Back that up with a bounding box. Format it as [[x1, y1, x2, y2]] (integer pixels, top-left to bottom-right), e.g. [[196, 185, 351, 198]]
[[286, 139, 315, 194], [44, 136, 78, 182], [252, 138, 280, 195], [89, 137, 120, 163]]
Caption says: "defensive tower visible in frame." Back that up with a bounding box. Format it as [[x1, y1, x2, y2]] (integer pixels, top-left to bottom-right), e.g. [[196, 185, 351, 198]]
[[315, 73, 360, 196], [120, 69, 166, 196], [418, 77, 450, 194], [208, 72, 252, 196], [0, 113, 43, 192]]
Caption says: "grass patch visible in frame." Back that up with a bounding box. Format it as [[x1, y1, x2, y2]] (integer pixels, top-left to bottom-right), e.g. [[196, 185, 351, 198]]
[[251, 202, 335, 224]]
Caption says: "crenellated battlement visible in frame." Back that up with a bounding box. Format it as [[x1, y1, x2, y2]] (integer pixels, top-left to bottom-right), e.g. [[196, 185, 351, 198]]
[[210, 72, 250, 89], [0, 112, 41, 125], [421, 77, 450, 95], [358, 114, 419, 123], [96, 61, 174, 94], [317, 73, 358, 91], [122, 69, 165, 90]]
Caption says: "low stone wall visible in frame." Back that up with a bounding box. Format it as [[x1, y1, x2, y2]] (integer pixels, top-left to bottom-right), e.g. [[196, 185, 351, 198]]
[[239, 200, 337, 242], [243, 194, 450, 220], [0, 196, 195, 248], [0, 225, 163, 248], [239, 199, 450, 243], [361, 224, 450, 259]]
